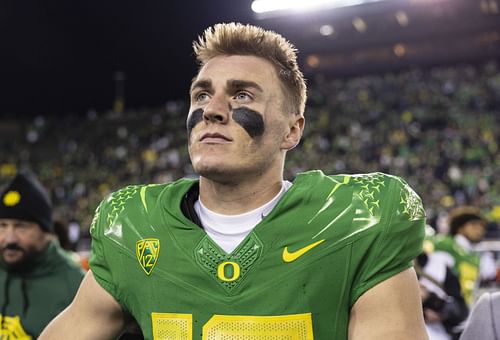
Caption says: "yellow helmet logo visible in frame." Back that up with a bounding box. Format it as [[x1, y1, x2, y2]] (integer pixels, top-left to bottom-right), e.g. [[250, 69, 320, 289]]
[[3, 191, 21, 207]]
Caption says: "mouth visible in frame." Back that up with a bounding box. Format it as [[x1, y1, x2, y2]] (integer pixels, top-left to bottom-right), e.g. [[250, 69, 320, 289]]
[[199, 132, 232, 143], [3, 248, 21, 254], [2, 245, 23, 252], [1, 248, 24, 259]]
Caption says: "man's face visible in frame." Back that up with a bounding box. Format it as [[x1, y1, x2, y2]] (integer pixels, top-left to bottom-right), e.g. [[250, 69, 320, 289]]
[[459, 220, 486, 244], [0, 218, 48, 269], [187, 55, 302, 183]]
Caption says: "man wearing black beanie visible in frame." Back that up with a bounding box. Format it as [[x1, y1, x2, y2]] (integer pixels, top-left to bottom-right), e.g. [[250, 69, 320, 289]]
[[0, 173, 84, 338]]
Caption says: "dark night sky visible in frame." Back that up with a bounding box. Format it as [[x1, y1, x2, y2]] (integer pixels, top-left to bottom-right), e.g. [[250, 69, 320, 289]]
[[0, 0, 256, 116]]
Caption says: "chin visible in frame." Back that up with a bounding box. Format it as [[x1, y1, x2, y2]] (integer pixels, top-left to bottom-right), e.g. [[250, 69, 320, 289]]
[[1, 256, 24, 269], [195, 163, 248, 183], [193, 157, 227, 174], [196, 166, 231, 181]]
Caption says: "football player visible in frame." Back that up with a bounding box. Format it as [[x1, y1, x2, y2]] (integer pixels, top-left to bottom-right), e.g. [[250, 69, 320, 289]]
[[40, 23, 427, 340]]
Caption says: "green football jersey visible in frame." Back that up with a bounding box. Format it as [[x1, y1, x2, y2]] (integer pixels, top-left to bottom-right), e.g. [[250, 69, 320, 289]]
[[89, 171, 425, 340]]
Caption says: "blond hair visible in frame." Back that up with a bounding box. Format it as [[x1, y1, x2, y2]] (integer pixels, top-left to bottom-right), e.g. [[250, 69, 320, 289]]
[[193, 22, 307, 115]]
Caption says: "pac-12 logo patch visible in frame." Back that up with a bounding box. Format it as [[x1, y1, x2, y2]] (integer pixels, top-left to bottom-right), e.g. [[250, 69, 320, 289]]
[[136, 238, 160, 275]]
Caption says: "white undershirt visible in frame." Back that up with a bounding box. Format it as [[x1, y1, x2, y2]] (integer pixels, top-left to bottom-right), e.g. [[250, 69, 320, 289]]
[[194, 181, 292, 253]]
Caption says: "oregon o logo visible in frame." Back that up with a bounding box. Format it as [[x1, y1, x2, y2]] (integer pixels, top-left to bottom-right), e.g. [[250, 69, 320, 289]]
[[217, 261, 241, 282]]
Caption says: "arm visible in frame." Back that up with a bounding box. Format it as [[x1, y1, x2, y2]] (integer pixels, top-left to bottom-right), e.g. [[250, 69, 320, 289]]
[[348, 268, 429, 340], [39, 270, 126, 340]]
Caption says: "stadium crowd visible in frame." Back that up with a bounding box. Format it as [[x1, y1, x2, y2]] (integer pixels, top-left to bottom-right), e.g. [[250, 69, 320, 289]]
[[0, 59, 498, 241]]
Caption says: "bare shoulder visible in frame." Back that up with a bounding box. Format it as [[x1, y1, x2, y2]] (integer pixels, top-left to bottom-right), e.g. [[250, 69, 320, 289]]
[[39, 270, 126, 340], [349, 268, 428, 340]]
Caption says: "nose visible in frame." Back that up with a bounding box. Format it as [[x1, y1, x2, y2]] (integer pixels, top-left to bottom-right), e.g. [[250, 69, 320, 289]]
[[203, 94, 231, 124]]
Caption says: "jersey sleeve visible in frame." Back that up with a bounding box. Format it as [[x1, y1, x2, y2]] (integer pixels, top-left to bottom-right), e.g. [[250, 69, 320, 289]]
[[350, 176, 426, 306], [88, 196, 123, 303], [88, 185, 150, 310]]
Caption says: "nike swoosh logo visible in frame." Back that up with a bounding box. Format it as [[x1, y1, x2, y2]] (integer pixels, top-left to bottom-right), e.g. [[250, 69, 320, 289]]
[[282, 239, 325, 263]]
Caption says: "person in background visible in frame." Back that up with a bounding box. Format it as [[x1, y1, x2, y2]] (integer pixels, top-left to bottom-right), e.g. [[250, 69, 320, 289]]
[[41, 22, 427, 339], [459, 291, 500, 340], [429, 206, 495, 306], [416, 248, 469, 339], [53, 220, 73, 251], [0, 173, 84, 338], [53, 219, 89, 270]]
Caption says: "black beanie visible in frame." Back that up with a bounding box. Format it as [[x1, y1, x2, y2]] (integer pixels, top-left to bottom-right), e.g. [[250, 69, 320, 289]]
[[0, 173, 53, 232]]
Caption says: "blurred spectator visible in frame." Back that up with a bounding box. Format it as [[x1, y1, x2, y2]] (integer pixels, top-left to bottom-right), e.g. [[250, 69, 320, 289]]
[[53, 219, 87, 270], [416, 249, 469, 339], [0, 60, 498, 249], [53, 220, 72, 250], [428, 206, 495, 305], [0, 173, 84, 338], [459, 291, 500, 340]]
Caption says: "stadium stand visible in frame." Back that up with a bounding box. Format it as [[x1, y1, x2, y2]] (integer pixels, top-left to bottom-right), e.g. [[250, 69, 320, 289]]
[[0, 59, 498, 243]]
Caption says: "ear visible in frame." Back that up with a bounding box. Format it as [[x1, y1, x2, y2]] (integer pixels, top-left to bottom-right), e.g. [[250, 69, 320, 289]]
[[281, 114, 304, 151]]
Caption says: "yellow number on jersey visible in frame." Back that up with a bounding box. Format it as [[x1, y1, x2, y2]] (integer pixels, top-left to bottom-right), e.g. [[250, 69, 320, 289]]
[[151, 312, 314, 339], [152, 313, 192, 340], [203, 313, 314, 340]]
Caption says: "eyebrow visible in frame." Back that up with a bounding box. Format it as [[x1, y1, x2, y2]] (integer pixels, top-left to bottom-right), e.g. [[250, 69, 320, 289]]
[[190, 79, 264, 95], [227, 80, 263, 94], [190, 79, 213, 94]]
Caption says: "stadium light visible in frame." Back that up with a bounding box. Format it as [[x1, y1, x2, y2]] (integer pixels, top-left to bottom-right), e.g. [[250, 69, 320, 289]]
[[306, 54, 321, 67], [319, 24, 335, 36], [393, 43, 406, 57], [395, 10, 409, 26], [352, 17, 367, 32], [251, 0, 393, 14]]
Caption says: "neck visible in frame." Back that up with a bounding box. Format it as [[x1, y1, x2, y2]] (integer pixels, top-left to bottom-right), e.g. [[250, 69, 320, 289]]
[[199, 171, 284, 215]]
